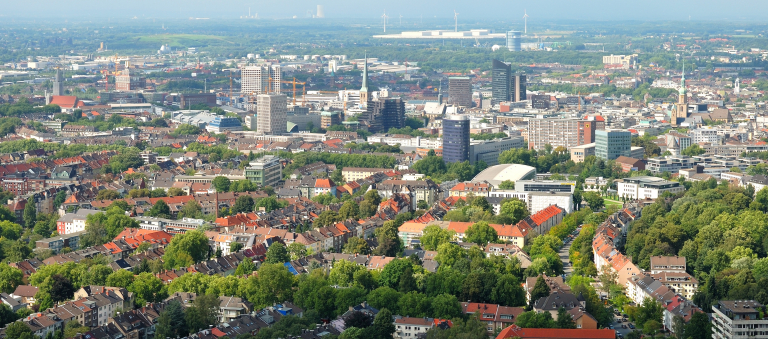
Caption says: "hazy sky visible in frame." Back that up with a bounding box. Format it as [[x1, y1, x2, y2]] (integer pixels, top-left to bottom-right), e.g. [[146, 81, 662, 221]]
[[3, 0, 768, 21]]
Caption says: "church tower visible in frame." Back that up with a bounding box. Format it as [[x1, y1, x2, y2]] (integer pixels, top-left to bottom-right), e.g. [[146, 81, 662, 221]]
[[359, 53, 371, 108], [673, 64, 688, 126]]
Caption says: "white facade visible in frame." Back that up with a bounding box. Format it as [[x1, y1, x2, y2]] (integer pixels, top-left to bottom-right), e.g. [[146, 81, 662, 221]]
[[367, 134, 442, 148], [257, 94, 288, 135], [618, 176, 685, 200], [241, 65, 281, 95], [689, 128, 722, 144]]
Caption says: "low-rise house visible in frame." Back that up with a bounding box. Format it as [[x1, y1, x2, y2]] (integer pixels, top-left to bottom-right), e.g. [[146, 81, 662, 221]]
[[460, 302, 525, 334], [394, 317, 434, 339]]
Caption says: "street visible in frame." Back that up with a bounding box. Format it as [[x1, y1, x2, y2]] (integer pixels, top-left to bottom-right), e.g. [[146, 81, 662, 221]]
[[559, 227, 580, 276]]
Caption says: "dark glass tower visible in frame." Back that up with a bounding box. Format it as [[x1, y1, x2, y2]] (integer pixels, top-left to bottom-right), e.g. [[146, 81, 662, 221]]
[[492, 59, 511, 105], [443, 115, 469, 163]]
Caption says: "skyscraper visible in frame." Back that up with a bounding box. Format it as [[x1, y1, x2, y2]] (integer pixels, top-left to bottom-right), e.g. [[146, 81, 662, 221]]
[[241, 65, 281, 95], [53, 68, 64, 96], [491, 60, 511, 105], [448, 77, 472, 107], [511, 74, 526, 102], [256, 93, 287, 135], [595, 130, 631, 160], [443, 114, 470, 163]]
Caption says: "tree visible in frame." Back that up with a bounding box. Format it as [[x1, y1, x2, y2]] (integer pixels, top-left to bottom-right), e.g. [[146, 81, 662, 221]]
[[255, 197, 281, 213], [683, 311, 711, 339], [364, 190, 382, 206], [288, 242, 308, 260], [498, 180, 515, 189], [530, 276, 550, 306], [212, 176, 231, 192], [0, 264, 23, 293], [53, 190, 66, 209], [681, 144, 706, 156], [372, 308, 396, 339], [397, 266, 417, 293], [368, 287, 401, 312], [95, 189, 121, 200], [500, 199, 529, 224], [163, 230, 210, 269], [343, 237, 370, 255], [379, 259, 413, 289], [186, 294, 220, 333], [431, 294, 462, 319], [420, 225, 455, 251], [5, 321, 34, 339], [235, 259, 257, 276], [339, 201, 360, 220], [106, 269, 135, 288], [344, 310, 373, 329], [167, 187, 187, 197], [464, 221, 498, 246], [155, 300, 187, 339], [582, 192, 604, 210], [64, 320, 90, 339], [314, 210, 341, 228], [0, 304, 17, 328], [178, 200, 204, 219], [374, 221, 402, 257], [232, 195, 255, 214], [359, 201, 377, 219], [230, 242, 244, 253], [23, 201, 36, 229], [556, 307, 577, 328], [129, 272, 167, 307], [491, 274, 526, 307], [330, 260, 364, 287], [516, 311, 555, 328], [147, 200, 172, 219], [265, 243, 290, 264], [49, 274, 75, 303]]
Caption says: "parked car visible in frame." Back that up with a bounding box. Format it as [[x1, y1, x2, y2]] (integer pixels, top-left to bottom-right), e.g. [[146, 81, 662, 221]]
[[628, 324, 635, 329]]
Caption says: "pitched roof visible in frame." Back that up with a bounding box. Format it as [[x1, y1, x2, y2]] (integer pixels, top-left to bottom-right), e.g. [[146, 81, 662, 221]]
[[496, 325, 616, 339]]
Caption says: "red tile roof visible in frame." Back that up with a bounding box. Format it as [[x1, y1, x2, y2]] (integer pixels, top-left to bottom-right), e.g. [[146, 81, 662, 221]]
[[496, 325, 616, 339], [49, 96, 79, 108], [529, 205, 564, 226]]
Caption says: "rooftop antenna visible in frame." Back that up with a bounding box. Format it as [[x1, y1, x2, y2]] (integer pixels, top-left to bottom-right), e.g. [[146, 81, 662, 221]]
[[523, 10, 529, 34], [453, 10, 459, 32], [382, 11, 389, 33]]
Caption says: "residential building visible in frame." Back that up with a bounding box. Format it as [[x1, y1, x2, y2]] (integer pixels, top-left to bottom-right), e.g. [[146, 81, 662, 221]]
[[516, 204, 566, 235], [602, 54, 638, 68], [570, 143, 596, 163], [460, 302, 525, 334], [527, 119, 596, 150], [256, 93, 288, 135], [245, 155, 282, 188], [496, 325, 616, 339], [650, 271, 698, 299], [394, 317, 433, 339], [595, 130, 631, 160], [532, 292, 585, 319], [56, 209, 101, 235], [617, 176, 685, 200], [35, 231, 84, 254], [615, 156, 645, 172], [450, 181, 491, 197], [443, 114, 470, 163], [241, 65, 281, 95], [342, 167, 393, 182], [649, 256, 686, 274], [711, 300, 768, 339], [448, 77, 472, 107], [114, 69, 146, 91]]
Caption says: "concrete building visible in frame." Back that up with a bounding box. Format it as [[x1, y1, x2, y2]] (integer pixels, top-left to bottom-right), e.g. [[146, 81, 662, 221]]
[[245, 155, 282, 188], [53, 68, 64, 96], [617, 176, 685, 200], [448, 77, 472, 107], [602, 54, 638, 68], [595, 130, 631, 160], [241, 65, 281, 95], [469, 137, 525, 166], [711, 300, 768, 339], [471, 164, 536, 187], [394, 317, 434, 339], [35, 231, 84, 254], [342, 167, 393, 182], [206, 116, 243, 133], [570, 143, 596, 163], [256, 93, 288, 135], [443, 114, 470, 163], [514, 180, 576, 193], [56, 209, 101, 235], [115, 69, 146, 91], [527, 119, 595, 151]]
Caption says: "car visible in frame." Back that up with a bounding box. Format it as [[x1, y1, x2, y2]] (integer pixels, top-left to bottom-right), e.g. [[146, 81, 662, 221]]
[[628, 324, 635, 329], [622, 325, 627, 329], [608, 325, 614, 329]]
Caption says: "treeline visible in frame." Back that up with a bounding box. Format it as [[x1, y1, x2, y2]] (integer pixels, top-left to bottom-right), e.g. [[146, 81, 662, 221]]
[[412, 154, 486, 183], [0, 99, 60, 117]]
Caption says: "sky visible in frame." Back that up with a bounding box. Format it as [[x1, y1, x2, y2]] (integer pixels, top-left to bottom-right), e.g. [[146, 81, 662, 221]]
[[3, 0, 768, 21]]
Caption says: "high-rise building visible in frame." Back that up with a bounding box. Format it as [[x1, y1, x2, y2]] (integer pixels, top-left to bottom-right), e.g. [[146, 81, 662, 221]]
[[491, 60, 511, 105], [448, 77, 472, 107], [492, 60, 527, 105], [595, 130, 631, 160], [241, 65, 281, 95], [245, 155, 282, 188], [443, 114, 470, 163], [53, 68, 64, 96], [506, 31, 521, 52], [316, 5, 325, 18], [527, 119, 596, 151], [360, 98, 405, 133], [115, 69, 146, 92], [511, 74, 526, 102], [256, 93, 287, 135]]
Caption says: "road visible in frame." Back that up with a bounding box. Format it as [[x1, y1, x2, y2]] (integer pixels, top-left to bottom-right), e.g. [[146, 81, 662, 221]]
[[559, 227, 579, 276]]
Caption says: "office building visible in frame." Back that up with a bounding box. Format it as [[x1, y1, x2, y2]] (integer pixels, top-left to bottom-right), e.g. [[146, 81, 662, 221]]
[[531, 94, 550, 109], [206, 116, 242, 133], [570, 143, 596, 163], [511, 74, 526, 102], [241, 65, 281, 95], [180, 93, 216, 109], [376, 98, 405, 131], [443, 114, 470, 163], [527, 118, 596, 150], [53, 68, 64, 96], [506, 31, 522, 52], [320, 112, 341, 129], [245, 155, 282, 188], [617, 176, 685, 200], [491, 60, 527, 105], [448, 77, 472, 107], [711, 300, 766, 339], [514, 180, 576, 193], [469, 137, 525, 166], [256, 93, 288, 135], [595, 130, 631, 160], [115, 69, 146, 92]]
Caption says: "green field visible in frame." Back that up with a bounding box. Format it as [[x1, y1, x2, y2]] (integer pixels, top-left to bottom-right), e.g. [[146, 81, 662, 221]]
[[134, 34, 235, 47], [604, 198, 624, 207]]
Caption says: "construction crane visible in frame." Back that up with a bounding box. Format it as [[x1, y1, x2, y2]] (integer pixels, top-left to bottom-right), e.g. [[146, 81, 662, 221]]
[[281, 77, 306, 106]]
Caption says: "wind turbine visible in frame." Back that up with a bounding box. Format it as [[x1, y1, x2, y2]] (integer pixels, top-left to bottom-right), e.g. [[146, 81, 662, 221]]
[[399, 14, 403, 26], [382, 11, 389, 32], [453, 10, 459, 32], [523, 10, 529, 34]]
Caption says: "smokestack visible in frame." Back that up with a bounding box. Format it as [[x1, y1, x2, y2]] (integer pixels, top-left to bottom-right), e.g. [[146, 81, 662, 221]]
[[316, 5, 325, 18]]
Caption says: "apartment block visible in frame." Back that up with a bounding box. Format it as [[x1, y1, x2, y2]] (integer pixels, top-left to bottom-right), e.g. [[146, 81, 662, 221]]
[[527, 119, 595, 150]]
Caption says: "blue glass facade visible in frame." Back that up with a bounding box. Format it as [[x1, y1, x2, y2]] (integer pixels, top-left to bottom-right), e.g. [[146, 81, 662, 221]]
[[443, 115, 469, 163]]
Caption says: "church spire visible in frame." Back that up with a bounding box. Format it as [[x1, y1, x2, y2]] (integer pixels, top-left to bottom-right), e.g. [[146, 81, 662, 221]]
[[361, 52, 369, 92], [679, 61, 686, 95]]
